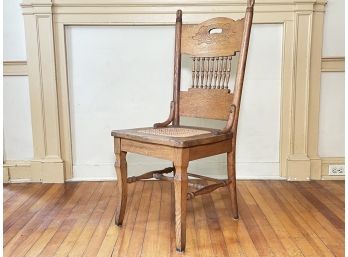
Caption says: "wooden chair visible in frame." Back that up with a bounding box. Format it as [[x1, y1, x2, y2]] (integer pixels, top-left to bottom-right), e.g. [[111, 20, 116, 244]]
[[111, 0, 254, 251]]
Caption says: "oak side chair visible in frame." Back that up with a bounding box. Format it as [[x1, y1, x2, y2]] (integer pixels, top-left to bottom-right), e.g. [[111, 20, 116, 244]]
[[111, 0, 254, 252]]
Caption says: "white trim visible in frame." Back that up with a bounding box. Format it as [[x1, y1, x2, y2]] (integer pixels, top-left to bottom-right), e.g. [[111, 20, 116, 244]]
[[67, 175, 286, 182], [321, 175, 345, 180], [7, 178, 32, 183]]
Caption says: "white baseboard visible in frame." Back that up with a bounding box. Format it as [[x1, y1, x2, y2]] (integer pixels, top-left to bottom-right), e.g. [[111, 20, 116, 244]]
[[321, 175, 345, 180], [6, 178, 32, 183], [67, 174, 285, 182]]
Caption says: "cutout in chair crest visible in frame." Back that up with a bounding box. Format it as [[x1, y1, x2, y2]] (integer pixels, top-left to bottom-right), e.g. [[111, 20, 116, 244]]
[[193, 23, 235, 45]]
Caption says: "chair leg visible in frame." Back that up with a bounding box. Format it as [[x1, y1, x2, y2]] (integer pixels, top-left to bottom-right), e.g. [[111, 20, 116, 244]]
[[173, 152, 189, 252], [114, 138, 128, 226], [227, 151, 239, 219]]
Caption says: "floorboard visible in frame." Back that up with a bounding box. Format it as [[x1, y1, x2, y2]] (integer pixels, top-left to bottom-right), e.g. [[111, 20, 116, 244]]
[[3, 180, 345, 257]]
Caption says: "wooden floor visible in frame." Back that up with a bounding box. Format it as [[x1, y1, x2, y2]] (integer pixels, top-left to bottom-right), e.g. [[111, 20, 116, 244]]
[[3, 180, 345, 257]]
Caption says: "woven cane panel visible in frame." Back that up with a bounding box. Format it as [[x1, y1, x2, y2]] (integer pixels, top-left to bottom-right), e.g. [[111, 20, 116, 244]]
[[137, 127, 210, 137]]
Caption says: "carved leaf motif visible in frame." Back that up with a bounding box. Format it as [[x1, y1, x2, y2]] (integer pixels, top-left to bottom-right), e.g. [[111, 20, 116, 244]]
[[192, 23, 235, 45]]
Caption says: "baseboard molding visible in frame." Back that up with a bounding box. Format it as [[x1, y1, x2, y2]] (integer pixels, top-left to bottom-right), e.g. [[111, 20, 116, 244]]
[[321, 175, 345, 181], [321, 157, 345, 179], [67, 174, 286, 182], [5, 178, 33, 183], [3, 161, 32, 183], [3, 159, 65, 183], [4, 158, 344, 183]]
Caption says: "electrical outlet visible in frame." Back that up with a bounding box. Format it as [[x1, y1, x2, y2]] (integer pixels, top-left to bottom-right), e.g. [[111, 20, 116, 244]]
[[328, 165, 345, 176]]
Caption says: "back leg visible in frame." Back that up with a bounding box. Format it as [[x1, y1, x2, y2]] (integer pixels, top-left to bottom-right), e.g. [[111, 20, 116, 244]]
[[227, 151, 238, 219]]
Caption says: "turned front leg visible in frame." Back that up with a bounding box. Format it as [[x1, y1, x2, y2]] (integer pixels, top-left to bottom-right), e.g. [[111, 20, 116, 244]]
[[173, 149, 189, 252], [114, 138, 128, 226]]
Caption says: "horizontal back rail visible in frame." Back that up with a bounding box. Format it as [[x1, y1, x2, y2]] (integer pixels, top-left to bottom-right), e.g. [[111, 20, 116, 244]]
[[179, 88, 234, 120]]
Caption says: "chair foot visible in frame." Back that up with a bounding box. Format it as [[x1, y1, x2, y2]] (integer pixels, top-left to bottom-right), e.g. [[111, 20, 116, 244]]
[[115, 214, 123, 227], [115, 220, 123, 226], [176, 248, 185, 252]]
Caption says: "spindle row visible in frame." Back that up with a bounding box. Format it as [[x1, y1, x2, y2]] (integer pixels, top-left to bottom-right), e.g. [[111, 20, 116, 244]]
[[191, 56, 233, 89]]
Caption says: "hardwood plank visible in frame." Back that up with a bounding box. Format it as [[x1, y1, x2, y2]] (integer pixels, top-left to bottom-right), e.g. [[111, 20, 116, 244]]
[[4, 184, 58, 244], [110, 181, 145, 257], [220, 186, 259, 257], [316, 181, 345, 202], [240, 182, 293, 257], [94, 182, 136, 257], [80, 182, 118, 257], [125, 182, 154, 257], [183, 196, 200, 257], [210, 189, 244, 257], [4, 184, 76, 257], [264, 181, 335, 257], [3, 184, 27, 202], [332, 181, 344, 186], [286, 182, 344, 238], [2, 180, 345, 257], [24, 183, 87, 257], [155, 181, 172, 257], [4, 184, 46, 225], [276, 181, 344, 257], [68, 182, 115, 257], [140, 182, 162, 257], [191, 191, 215, 257], [298, 182, 344, 222], [201, 190, 230, 256], [18, 183, 76, 254], [312, 181, 344, 207], [247, 181, 316, 256], [38, 182, 100, 257], [236, 184, 276, 257], [52, 182, 107, 257]]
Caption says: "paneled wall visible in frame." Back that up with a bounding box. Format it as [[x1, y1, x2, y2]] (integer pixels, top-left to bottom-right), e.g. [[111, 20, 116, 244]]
[[66, 24, 282, 180], [319, 0, 345, 177], [3, 0, 33, 182], [3, 0, 345, 182], [322, 0, 344, 56], [4, 0, 27, 60], [3, 76, 33, 161]]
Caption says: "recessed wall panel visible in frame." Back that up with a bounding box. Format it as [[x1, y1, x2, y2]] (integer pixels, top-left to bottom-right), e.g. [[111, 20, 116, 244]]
[[67, 24, 283, 180], [319, 72, 345, 157], [3, 0, 27, 60], [3, 76, 34, 160], [322, 0, 345, 57]]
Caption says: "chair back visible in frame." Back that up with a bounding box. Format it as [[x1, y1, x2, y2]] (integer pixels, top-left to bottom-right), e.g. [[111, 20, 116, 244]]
[[171, 0, 255, 132]]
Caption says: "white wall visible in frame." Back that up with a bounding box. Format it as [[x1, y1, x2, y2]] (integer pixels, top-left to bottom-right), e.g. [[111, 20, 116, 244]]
[[318, 0, 345, 158], [3, 0, 27, 60], [66, 24, 283, 180], [319, 73, 345, 157], [3, 0, 33, 162], [3, 76, 34, 160], [322, 0, 345, 57]]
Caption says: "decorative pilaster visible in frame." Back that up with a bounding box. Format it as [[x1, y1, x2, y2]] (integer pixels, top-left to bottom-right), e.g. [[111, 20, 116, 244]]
[[21, 0, 64, 183], [286, 2, 314, 181], [308, 1, 326, 179]]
